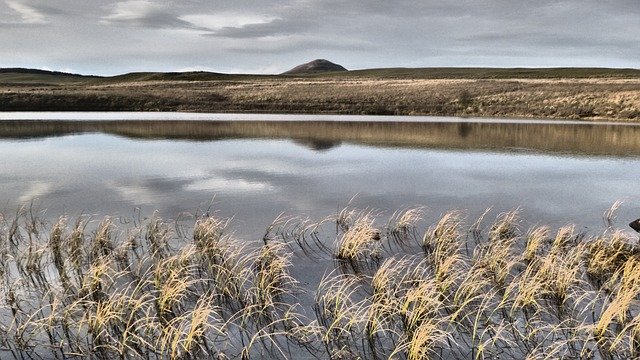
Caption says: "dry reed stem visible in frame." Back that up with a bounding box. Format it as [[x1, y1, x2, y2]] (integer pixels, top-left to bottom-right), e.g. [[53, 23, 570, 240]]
[[1, 204, 640, 359]]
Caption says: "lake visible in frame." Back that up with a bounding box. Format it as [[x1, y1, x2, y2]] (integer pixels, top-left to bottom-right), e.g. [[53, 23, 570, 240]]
[[1, 112, 640, 238], [3, 112, 640, 359]]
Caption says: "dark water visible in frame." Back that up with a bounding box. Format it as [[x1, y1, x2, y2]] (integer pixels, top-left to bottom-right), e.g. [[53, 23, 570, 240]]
[[1, 113, 640, 238]]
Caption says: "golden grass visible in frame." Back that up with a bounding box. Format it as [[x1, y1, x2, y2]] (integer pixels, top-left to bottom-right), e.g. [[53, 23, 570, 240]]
[[1, 204, 640, 359], [2, 74, 639, 120], [334, 210, 382, 272]]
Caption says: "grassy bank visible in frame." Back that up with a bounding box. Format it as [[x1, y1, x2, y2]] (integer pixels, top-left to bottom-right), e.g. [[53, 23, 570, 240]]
[[1, 68, 639, 121], [1, 204, 639, 359]]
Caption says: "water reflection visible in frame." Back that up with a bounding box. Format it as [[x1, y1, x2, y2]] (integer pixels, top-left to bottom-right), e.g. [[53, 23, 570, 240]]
[[0, 119, 639, 239], [2, 119, 640, 155]]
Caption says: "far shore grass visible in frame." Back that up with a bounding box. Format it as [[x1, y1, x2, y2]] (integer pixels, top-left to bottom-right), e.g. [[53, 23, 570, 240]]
[[1, 67, 639, 121]]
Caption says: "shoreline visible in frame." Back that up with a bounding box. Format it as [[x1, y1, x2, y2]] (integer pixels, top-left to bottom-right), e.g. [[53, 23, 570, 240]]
[[1, 111, 639, 125]]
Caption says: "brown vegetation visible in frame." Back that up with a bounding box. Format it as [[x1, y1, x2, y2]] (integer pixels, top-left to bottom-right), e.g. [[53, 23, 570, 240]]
[[1, 203, 640, 359], [1, 73, 639, 121]]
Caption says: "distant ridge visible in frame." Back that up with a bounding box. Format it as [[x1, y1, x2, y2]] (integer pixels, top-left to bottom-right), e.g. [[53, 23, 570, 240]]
[[282, 59, 348, 75], [2, 66, 639, 80], [0, 68, 88, 77], [0, 68, 100, 85]]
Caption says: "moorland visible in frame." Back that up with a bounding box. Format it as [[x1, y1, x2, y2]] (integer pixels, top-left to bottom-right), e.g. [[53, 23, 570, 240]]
[[1, 66, 639, 121]]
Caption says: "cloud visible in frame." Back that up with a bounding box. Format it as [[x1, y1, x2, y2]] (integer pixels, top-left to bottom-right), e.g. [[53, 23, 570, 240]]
[[185, 176, 275, 193], [0, 0, 638, 73], [19, 181, 54, 203], [102, 0, 200, 29], [5, 0, 47, 24], [180, 12, 276, 31], [207, 18, 314, 38]]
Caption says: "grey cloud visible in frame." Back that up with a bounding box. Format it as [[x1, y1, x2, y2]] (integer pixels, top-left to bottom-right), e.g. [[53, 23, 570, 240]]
[[3, 0, 48, 24], [105, 11, 196, 29], [0, 0, 638, 74], [0, 1, 65, 27], [207, 18, 315, 39], [101, 1, 203, 30], [28, 3, 64, 16]]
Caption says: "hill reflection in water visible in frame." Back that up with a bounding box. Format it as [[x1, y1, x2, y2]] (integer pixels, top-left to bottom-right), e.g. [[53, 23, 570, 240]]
[[1, 119, 640, 155]]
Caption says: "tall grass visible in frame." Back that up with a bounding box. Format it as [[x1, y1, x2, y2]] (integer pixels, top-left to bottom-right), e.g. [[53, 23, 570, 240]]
[[2, 70, 639, 120], [0, 204, 639, 359]]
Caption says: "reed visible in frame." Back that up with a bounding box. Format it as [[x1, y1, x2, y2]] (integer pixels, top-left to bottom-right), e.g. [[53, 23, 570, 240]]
[[334, 210, 382, 273], [0, 203, 638, 359]]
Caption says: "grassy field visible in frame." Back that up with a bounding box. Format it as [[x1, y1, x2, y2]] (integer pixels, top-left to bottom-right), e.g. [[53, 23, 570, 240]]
[[1, 203, 639, 359], [1, 67, 639, 121]]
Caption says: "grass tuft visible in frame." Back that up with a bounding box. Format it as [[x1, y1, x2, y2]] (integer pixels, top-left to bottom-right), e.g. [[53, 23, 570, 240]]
[[0, 204, 639, 359]]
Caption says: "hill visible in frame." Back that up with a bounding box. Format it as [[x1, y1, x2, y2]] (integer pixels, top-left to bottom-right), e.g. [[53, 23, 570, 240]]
[[0, 68, 89, 77], [0, 68, 98, 85], [102, 71, 271, 83], [2, 66, 640, 84], [282, 59, 348, 75]]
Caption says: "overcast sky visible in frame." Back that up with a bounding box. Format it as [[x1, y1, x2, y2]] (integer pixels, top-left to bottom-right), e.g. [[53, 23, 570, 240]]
[[0, 0, 638, 75]]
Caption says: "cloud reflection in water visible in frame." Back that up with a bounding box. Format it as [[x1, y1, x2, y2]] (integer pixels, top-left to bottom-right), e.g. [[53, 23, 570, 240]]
[[1, 120, 640, 239]]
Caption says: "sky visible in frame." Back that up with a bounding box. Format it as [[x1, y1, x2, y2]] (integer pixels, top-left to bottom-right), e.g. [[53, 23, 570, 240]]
[[0, 0, 638, 75]]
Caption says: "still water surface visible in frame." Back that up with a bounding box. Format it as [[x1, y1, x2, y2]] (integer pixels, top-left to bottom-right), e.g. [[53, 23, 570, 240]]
[[1, 113, 640, 238]]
